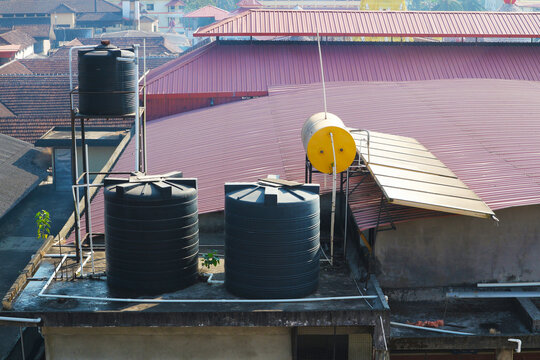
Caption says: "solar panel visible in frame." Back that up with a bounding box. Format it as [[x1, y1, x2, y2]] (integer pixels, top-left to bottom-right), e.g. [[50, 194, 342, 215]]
[[351, 131, 495, 219]]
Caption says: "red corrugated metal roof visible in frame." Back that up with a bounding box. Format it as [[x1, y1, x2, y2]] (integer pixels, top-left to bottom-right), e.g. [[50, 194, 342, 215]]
[[194, 9, 540, 38], [83, 79, 540, 238], [184, 5, 229, 20], [146, 41, 540, 96]]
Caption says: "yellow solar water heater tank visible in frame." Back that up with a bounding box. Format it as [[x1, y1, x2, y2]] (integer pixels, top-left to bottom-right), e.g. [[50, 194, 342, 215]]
[[301, 112, 356, 174]]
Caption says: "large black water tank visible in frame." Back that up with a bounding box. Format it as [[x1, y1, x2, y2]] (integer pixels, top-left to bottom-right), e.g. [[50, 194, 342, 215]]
[[78, 40, 136, 116], [225, 181, 320, 299], [104, 173, 198, 295]]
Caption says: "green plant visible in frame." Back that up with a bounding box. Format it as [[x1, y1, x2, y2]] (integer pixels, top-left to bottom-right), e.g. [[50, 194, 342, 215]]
[[201, 251, 220, 269], [35, 209, 51, 240]]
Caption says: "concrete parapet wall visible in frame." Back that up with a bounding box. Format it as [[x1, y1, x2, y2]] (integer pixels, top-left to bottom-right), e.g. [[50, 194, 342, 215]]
[[375, 205, 540, 288], [44, 326, 292, 360]]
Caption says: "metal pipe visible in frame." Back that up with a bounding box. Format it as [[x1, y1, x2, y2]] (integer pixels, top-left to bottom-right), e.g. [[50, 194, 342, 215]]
[[316, 30, 327, 119], [19, 326, 26, 360], [133, 44, 140, 172], [478, 282, 540, 288], [329, 132, 337, 266], [447, 291, 540, 299], [81, 119, 90, 232], [71, 186, 84, 273], [343, 167, 349, 258], [70, 115, 80, 261], [143, 39, 148, 173], [84, 144, 95, 274], [390, 322, 474, 336], [0, 316, 41, 324]]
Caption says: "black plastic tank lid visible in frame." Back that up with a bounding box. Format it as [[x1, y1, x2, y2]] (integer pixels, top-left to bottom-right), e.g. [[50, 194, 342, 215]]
[[104, 171, 192, 199]]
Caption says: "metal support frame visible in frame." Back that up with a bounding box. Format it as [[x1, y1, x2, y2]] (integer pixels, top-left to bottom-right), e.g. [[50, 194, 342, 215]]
[[67, 43, 148, 268]]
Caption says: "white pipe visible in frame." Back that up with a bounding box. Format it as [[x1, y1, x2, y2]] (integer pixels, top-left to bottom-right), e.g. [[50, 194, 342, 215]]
[[84, 144, 95, 274], [329, 132, 337, 266], [134, 44, 140, 172], [343, 167, 349, 259], [38, 292, 377, 304], [447, 291, 540, 298], [379, 316, 388, 351], [143, 39, 148, 173], [478, 282, 540, 288], [41, 255, 68, 295], [508, 338, 522, 353], [390, 322, 475, 336], [76, 255, 91, 277], [204, 273, 224, 285], [316, 30, 327, 119], [38, 256, 377, 303], [71, 186, 84, 274], [0, 316, 42, 324]]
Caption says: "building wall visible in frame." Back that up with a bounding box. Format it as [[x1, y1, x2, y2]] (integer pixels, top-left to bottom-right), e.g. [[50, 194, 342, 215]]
[[14, 45, 34, 59], [375, 205, 540, 288], [51, 13, 76, 28], [146, 95, 243, 120], [140, 0, 185, 33], [43, 326, 292, 360]]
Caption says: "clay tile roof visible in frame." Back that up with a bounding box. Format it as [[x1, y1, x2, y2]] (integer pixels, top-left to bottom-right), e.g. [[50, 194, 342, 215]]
[[0, 133, 47, 220], [0, 30, 36, 49], [0, 60, 32, 75], [0, 101, 15, 117], [12, 24, 52, 39], [52, 3, 77, 13], [184, 5, 229, 20], [0, 0, 121, 14]]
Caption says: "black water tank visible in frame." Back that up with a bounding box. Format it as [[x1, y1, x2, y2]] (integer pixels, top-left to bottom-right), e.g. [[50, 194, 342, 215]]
[[104, 173, 198, 295], [225, 181, 320, 299], [78, 40, 136, 116]]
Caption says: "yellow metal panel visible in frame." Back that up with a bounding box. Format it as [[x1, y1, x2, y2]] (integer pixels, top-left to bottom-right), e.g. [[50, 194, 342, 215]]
[[350, 128, 495, 219], [352, 132, 428, 151], [384, 187, 494, 218], [363, 155, 456, 178], [357, 141, 437, 159], [358, 145, 446, 168], [375, 175, 481, 200], [367, 164, 467, 188]]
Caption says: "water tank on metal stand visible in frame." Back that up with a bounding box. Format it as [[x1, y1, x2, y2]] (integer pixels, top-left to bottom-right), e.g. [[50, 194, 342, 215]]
[[78, 40, 137, 116], [301, 112, 356, 174], [104, 172, 199, 295], [225, 179, 320, 299]]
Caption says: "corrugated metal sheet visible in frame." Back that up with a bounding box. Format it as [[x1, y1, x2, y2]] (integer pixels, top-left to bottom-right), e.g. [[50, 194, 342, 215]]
[[194, 9, 540, 38], [184, 5, 230, 19], [84, 79, 540, 238], [146, 41, 540, 97]]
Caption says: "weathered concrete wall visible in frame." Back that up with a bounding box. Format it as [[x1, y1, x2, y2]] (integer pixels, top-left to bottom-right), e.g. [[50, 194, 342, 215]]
[[375, 205, 540, 288], [43, 326, 292, 360]]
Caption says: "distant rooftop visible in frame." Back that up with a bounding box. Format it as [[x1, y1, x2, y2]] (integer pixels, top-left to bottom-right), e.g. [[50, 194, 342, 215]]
[[0, 0, 120, 15], [0, 133, 47, 220], [184, 5, 230, 20], [194, 9, 540, 38], [145, 41, 540, 97]]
